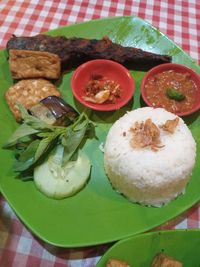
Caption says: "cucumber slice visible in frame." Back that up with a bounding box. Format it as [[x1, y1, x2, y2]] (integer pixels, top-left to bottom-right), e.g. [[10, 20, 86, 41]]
[[34, 150, 91, 199]]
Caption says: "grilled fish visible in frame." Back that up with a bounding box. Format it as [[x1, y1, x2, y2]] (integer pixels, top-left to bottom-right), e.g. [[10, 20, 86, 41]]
[[7, 35, 172, 71]]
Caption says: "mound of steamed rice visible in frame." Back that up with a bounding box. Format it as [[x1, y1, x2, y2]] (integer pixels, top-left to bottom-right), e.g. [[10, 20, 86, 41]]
[[104, 107, 196, 207]]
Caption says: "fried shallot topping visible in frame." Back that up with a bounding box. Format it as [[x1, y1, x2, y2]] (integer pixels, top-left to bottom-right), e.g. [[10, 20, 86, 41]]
[[129, 119, 163, 151], [159, 117, 179, 134]]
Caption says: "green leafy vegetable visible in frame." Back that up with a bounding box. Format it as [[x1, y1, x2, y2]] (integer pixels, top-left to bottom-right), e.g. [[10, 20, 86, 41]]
[[61, 113, 89, 165], [14, 139, 40, 171], [3, 105, 95, 179], [166, 87, 185, 101], [3, 124, 39, 148], [20, 104, 55, 131]]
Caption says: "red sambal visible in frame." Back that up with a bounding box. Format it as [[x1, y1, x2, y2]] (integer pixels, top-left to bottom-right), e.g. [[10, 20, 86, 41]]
[[144, 70, 198, 114], [83, 74, 121, 104]]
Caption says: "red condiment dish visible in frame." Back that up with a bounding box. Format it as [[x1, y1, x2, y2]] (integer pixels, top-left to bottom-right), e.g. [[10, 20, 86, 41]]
[[71, 59, 135, 111], [140, 63, 200, 116]]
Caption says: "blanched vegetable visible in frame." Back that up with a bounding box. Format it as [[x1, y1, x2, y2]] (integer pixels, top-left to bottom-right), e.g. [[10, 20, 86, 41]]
[[34, 149, 91, 199], [29, 96, 79, 126]]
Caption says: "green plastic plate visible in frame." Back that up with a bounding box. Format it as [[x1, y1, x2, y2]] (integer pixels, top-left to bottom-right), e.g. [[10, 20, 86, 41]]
[[0, 16, 200, 247], [96, 229, 200, 266]]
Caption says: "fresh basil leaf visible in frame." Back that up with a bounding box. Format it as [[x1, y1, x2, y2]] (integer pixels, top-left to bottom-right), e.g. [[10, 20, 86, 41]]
[[18, 139, 40, 161], [14, 158, 35, 172], [34, 138, 52, 163], [34, 131, 62, 162], [25, 115, 54, 131], [73, 114, 88, 131], [62, 125, 87, 165], [37, 127, 66, 138], [14, 139, 40, 171], [73, 119, 88, 131], [3, 124, 39, 148], [18, 104, 54, 131]]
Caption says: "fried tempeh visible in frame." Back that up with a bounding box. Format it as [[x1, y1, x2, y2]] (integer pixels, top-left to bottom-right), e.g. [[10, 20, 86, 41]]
[[5, 79, 61, 121]]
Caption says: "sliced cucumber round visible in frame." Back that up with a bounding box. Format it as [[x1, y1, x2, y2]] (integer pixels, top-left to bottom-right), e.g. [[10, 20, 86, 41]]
[[34, 150, 91, 199]]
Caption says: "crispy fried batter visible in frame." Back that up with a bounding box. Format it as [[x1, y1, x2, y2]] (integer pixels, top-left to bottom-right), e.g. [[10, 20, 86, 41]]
[[130, 119, 163, 151], [106, 258, 130, 267], [5, 79, 61, 121], [9, 49, 61, 79], [151, 253, 182, 267], [160, 117, 179, 134]]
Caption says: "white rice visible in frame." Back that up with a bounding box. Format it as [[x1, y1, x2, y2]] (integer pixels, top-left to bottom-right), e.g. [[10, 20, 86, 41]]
[[104, 107, 196, 207]]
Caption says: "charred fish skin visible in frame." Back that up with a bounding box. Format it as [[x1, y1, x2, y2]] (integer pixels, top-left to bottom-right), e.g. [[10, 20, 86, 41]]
[[6, 35, 172, 71]]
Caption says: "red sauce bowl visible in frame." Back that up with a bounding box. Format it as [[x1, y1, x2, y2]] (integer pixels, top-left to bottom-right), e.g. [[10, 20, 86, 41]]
[[71, 59, 135, 111], [140, 63, 200, 116]]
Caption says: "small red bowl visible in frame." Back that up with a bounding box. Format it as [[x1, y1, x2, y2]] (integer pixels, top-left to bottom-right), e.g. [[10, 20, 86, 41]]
[[71, 59, 135, 111], [140, 63, 200, 116]]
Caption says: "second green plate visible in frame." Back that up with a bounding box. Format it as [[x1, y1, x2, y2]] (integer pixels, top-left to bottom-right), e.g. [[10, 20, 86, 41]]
[[96, 229, 200, 266]]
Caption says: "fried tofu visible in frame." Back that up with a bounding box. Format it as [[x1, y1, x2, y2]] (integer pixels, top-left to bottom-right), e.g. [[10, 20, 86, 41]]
[[5, 78, 61, 121], [106, 258, 130, 267], [9, 49, 61, 79], [151, 253, 182, 267]]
